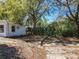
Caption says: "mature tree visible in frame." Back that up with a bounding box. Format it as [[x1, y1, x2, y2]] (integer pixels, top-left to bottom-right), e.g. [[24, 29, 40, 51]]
[[54, 0, 79, 36], [25, 0, 52, 28], [0, 0, 52, 26], [0, 0, 27, 24]]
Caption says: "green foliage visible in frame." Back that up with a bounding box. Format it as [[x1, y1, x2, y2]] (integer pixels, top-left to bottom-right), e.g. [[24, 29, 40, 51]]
[[0, 0, 27, 24], [30, 18, 77, 37], [36, 17, 48, 27], [27, 18, 49, 35], [0, 0, 77, 37], [49, 18, 77, 37], [24, 0, 50, 28]]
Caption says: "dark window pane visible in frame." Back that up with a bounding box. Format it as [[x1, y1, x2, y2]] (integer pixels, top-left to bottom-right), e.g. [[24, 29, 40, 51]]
[[12, 26, 15, 32], [0, 25, 4, 33]]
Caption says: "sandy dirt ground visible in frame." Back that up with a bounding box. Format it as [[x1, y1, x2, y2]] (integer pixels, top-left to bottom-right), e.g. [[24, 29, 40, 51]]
[[0, 36, 79, 59]]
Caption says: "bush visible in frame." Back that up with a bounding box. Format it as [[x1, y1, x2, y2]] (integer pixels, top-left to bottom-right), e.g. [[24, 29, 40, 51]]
[[27, 19, 77, 37]]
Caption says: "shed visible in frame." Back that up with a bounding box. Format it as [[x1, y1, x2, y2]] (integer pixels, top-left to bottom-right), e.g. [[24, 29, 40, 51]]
[[0, 20, 26, 37]]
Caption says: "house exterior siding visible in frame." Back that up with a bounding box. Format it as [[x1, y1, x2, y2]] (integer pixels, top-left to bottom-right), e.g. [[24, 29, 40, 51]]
[[0, 20, 26, 37]]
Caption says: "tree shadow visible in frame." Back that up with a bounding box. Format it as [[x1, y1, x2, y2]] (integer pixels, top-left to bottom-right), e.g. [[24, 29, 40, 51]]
[[9, 35, 43, 42], [41, 36, 66, 46], [0, 44, 26, 59]]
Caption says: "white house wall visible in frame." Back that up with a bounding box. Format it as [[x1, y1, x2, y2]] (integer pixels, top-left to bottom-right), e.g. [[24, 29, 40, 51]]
[[0, 20, 26, 37], [0, 20, 8, 37], [7, 24, 26, 37]]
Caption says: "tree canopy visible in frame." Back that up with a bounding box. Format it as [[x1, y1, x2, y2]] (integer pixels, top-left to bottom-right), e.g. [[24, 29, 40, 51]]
[[0, 0, 52, 26], [0, 0, 78, 36], [25, 0, 52, 28], [54, 0, 79, 36], [0, 0, 27, 24]]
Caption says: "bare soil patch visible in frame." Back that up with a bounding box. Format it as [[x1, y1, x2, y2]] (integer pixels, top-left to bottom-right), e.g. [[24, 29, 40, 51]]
[[0, 36, 79, 59]]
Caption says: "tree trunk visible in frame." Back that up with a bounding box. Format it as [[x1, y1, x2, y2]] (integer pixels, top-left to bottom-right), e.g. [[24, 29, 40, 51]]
[[33, 19, 37, 35], [77, 25, 79, 36], [75, 22, 79, 37], [75, 4, 79, 36], [33, 21, 37, 29]]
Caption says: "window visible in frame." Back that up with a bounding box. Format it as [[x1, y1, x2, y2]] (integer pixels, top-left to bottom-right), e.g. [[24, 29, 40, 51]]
[[0, 25, 4, 33], [11, 26, 15, 32]]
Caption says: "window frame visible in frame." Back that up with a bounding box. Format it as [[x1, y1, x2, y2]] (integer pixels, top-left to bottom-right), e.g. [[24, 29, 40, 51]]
[[11, 26, 15, 32], [0, 25, 4, 33]]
